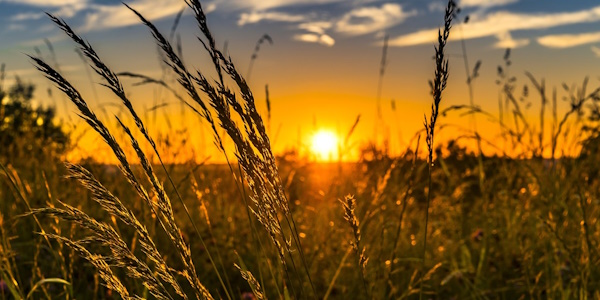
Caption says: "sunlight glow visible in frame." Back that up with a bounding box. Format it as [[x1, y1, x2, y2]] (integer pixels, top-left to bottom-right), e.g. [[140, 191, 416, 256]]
[[311, 130, 339, 161]]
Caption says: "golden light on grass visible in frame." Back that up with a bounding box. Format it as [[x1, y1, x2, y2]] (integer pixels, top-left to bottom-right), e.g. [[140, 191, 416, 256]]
[[310, 129, 338, 161]]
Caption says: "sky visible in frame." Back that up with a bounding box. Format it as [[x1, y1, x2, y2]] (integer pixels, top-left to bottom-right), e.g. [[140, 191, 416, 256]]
[[1, 0, 600, 162]]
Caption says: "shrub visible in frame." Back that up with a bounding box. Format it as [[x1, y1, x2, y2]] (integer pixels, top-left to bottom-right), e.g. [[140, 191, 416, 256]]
[[0, 73, 69, 164]]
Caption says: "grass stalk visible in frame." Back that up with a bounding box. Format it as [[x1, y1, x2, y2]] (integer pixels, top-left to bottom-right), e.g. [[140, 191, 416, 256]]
[[44, 14, 233, 298], [340, 195, 370, 298], [421, 1, 456, 298]]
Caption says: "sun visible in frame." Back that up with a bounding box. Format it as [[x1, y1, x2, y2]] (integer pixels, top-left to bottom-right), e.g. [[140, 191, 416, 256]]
[[311, 130, 339, 161]]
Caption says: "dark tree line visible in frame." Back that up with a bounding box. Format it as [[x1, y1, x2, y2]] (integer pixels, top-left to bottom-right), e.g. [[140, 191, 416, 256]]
[[0, 72, 69, 164]]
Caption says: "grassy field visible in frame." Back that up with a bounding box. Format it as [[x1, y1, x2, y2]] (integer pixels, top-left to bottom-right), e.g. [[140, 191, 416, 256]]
[[2, 0, 600, 299]]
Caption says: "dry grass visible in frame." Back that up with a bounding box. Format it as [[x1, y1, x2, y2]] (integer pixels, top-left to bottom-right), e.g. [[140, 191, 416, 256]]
[[26, 0, 316, 298], [3, 0, 600, 299], [421, 1, 456, 298]]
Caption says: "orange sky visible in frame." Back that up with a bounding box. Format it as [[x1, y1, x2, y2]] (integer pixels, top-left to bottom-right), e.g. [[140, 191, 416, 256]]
[[2, 0, 600, 163]]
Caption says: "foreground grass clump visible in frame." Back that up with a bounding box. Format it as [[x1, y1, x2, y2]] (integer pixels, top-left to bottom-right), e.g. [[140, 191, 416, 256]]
[[2, 0, 600, 299]]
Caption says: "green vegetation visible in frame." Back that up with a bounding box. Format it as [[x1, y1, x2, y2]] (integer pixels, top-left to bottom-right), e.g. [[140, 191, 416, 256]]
[[0, 68, 69, 166], [2, 0, 600, 299]]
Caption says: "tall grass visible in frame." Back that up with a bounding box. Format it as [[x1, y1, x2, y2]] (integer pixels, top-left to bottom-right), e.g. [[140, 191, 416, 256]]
[[3, 0, 600, 298], [421, 1, 455, 299], [26, 0, 318, 298]]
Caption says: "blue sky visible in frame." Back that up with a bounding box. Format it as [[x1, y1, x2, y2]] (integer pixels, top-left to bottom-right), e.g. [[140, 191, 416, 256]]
[[2, 0, 600, 50]]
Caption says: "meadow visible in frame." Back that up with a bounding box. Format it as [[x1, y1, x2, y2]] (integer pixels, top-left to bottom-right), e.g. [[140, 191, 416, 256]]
[[2, 0, 600, 299]]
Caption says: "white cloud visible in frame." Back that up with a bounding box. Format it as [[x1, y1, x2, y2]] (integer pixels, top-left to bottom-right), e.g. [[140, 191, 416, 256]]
[[294, 22, 334, 46], [11, 12, 44, 21], [53, 2, 87, 18], [335, 3, 416, 35], [235, 8, 337, 47], [389, 6, 600, 48], [0, 0, 83, 7], [226, 0, 344, 11], [238, 11, 308, 26], [5, 1, 87, 23], [204, 2, 217, 14], [298, 21, 332, 34], [537, 31, 600, 48], [591, 46, 600, 57], [459, 0, 518, 8], [294, 33, 335, 46], [83, 0, 186, 31], [494, 31, 528, 48], [319, 34, 335, 46]]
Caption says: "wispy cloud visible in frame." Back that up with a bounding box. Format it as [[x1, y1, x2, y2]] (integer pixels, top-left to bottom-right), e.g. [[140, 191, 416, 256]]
[[389, 5, 600, 48], [0, 0, 84, 7], [53, 3, 88, 18], [298, 21, 332, 34], [5, 1, 87, 27], [11, 12, 45, 21], [297, 22, 335, 46], [234, 1, 414, 45], [5, 2, 86, 37], [226, 0, 344, 11], [459, 0, 518, 8], [537, 31, 600, 48], [238, 11, 308, 26], [4, 0, 188, 34], [83, 0, 187, 31], [494, 31, 528, 48], [294, 33, 335, 46], [335, 3, 416, 35]]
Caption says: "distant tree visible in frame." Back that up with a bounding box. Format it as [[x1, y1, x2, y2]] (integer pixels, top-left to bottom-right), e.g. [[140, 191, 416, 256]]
[[0, 73, 70, 164]]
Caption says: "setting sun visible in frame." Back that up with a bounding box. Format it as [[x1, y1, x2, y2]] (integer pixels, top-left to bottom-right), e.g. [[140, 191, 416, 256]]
[[310, 130, 339, 161]]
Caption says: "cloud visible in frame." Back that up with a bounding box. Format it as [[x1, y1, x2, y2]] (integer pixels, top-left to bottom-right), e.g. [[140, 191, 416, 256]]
[[591, 46, 600, 57], [83, 0, 187, 31], [6, 4, 86, 36], [298, 21, 332, 34], [226, 0, 344, 11], [294, 33, 335, 46], [537, 31, 600, 48], [0, 0, 83, 7], [335, 3, 416, 35], [293, 22, 335, 46], [238, 11, 308, 26], [494, 31, 528, 48], [235, 9, 336, 47], [235, 3, 415, 45], [5, 1, 87, 24], [389, 5, 600, 48], [204, 2, 217, 14], [10, 12, 44, 21], [4, 0, 194, 32], [459, 0, 518, 8], [54, 3, 88, 18]]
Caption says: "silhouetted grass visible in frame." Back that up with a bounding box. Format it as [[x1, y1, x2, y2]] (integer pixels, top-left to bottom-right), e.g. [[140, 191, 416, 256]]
[[3, 0, 600, 299]]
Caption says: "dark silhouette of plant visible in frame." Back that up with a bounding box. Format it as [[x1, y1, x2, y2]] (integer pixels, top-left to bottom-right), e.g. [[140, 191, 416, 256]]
[[0, 73, 69, 163]]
